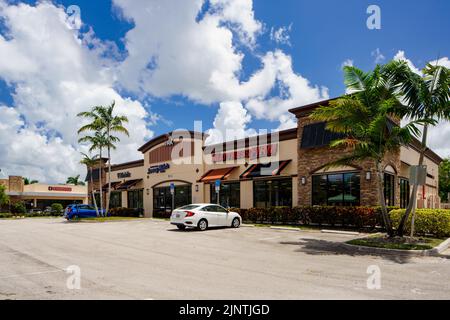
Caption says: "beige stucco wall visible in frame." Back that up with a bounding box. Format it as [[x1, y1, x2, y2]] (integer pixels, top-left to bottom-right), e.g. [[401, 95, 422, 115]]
[[4, 180, 88, 204], [24, 184, 87, 194], [400, 146, 441, 208], [142, 138, 206, 217], [110, 165, 146, 184]]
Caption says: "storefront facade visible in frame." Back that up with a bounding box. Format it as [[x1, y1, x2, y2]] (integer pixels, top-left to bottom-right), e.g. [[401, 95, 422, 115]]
[[290, 99, 442, 210], [86, 100, 443, 217]]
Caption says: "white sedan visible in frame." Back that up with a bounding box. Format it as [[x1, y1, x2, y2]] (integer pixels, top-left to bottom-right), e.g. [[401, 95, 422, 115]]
[[170, 204, 242, 231]]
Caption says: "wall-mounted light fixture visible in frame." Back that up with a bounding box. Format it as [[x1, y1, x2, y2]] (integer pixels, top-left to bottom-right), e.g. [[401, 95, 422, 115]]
[[366, 171, 371, 181], [146, 189, 150, 196], [301, 177, 307, 185], [195, 185, 199, 193]]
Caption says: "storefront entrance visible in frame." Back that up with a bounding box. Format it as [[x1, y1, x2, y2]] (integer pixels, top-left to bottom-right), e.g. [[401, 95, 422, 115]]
[[153, 184, 192, 217]]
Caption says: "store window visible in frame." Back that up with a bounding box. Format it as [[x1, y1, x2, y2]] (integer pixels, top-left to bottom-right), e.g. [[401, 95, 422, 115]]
[[312, 172, 361, 206], [400, 179, 410, 209], [153, 185, 192, 214], [253, 178, 292, 208], [384, 173, 395, 206], [109, 192, 122, 209], [210, 183, 240, 208], [128, 189, 143, 209]]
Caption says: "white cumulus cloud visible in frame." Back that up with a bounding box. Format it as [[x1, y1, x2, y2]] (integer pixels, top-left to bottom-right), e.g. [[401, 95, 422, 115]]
[[0, 1, 154, 183]]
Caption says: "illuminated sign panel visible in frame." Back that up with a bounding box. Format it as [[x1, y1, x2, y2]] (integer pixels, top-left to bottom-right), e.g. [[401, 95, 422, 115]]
[[148, 163, 170, 175], [48, 186, 73, 192], [117, 172, 131, 179]]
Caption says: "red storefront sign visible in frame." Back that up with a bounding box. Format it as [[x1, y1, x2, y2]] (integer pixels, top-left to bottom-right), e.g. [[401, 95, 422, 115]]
[[48, 186, 73, 192], [212, 144, 278, 163]]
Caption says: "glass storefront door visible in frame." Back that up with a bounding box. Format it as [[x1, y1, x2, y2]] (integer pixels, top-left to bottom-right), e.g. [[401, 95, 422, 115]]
[[210, 182, 241, 208], [153, 184, 192, 217]]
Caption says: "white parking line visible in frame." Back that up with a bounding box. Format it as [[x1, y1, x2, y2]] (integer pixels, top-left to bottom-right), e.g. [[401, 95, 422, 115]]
[[258, 236, 281, 241], [0, 269, 64, 280]]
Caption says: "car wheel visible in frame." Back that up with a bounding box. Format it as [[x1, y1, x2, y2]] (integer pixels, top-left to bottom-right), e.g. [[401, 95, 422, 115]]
[[177, 225, 186, 231], [197, 219, 208, 231], [232, 217, 241, 228]]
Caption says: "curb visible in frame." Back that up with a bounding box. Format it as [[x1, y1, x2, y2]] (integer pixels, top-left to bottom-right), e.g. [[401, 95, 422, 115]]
[[321, 229, 360, 236], [342, 237, 450, 257], [270, 226, 301, 232]]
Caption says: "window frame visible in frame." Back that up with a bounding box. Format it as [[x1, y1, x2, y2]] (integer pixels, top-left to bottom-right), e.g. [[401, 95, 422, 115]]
[[311, 171, 361, 207]]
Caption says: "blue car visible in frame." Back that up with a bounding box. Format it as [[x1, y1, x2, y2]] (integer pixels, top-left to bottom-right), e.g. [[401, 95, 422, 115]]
[[64, 204, 106, 220]]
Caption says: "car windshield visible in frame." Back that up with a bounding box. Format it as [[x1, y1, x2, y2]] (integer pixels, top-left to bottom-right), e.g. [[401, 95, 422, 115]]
[[178, 205, 200, 210]]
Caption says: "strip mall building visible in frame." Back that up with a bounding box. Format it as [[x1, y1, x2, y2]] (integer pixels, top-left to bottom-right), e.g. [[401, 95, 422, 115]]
[[1, 176, 88, 210], [86, 99, 443, 218]]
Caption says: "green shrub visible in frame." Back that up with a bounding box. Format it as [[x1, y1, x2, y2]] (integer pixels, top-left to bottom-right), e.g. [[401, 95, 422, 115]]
[[51, 203, 64, 215], [390, 209, 450, 238], [110, 207, 142, 217], [231, 206, 388, 229], [0, 212, 12, 219], [11, 202, 26, 214]]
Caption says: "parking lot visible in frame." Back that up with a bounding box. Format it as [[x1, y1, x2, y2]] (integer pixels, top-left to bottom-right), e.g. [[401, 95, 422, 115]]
[[0, 218, 449, 300]]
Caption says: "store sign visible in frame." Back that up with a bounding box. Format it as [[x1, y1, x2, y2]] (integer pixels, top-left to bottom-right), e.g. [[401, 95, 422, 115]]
[[48, 186, 72, 192], [212, 144, 278, 163], [117, 171, 131, 179], [148, 163, 170, 175]]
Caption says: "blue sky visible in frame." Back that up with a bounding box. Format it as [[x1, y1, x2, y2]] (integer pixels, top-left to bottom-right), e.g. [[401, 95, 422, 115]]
[[3, 0, 448, 134], [0, 0, 449, 182]]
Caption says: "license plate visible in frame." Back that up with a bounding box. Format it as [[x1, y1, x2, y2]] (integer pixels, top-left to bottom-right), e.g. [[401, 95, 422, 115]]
[[176, 214, 180, 218]]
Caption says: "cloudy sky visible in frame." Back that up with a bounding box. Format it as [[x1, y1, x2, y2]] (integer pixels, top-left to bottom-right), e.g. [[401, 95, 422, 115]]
[[0, 0, 449, 183]]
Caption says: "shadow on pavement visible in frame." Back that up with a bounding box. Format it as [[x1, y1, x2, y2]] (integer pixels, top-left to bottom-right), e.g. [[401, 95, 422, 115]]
[[280, 238, 415, 264]]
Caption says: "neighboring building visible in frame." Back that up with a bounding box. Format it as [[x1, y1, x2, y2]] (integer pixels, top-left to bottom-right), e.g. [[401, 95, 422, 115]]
[[85, 99, 443, 218], [0, 176, 88, 210]]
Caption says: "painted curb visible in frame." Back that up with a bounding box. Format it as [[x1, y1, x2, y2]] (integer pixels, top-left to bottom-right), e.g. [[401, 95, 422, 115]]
[[270, 226, 301, 232], [342, 237, 450, 257], [321, 229, 360, 236]]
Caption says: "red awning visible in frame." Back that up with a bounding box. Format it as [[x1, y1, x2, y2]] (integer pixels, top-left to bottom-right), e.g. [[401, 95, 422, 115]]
[[102, 181, 122, 190], [116, 179, 143, 190], [199, 167, 238, 183], [240, 160, 292, 179]]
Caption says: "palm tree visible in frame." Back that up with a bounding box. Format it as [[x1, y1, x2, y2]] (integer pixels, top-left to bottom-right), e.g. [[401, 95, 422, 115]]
[[310, 63, 422, 237], [66, 175, 85, 186], [78, 132, 110, 216], [78, 101, 129, 215], [389, 62, 450, 236], [23, 178, 39, 185], [80, 153, 100, 217]]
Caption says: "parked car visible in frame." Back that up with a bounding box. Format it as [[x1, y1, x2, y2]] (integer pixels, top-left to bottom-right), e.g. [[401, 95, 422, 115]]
[[28, 208, 43, 215], [64, 204, 105, 220], [170, 204, 242, 231]]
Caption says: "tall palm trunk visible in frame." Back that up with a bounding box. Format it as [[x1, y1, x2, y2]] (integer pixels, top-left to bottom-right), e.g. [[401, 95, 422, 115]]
[[106, 129, 111, 215], [98, 148, 104, 217], [90, 167, 100, 217], [398, 124, 429, 236], [106, 142, 112, 216], [376, 161, 394, 237]]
